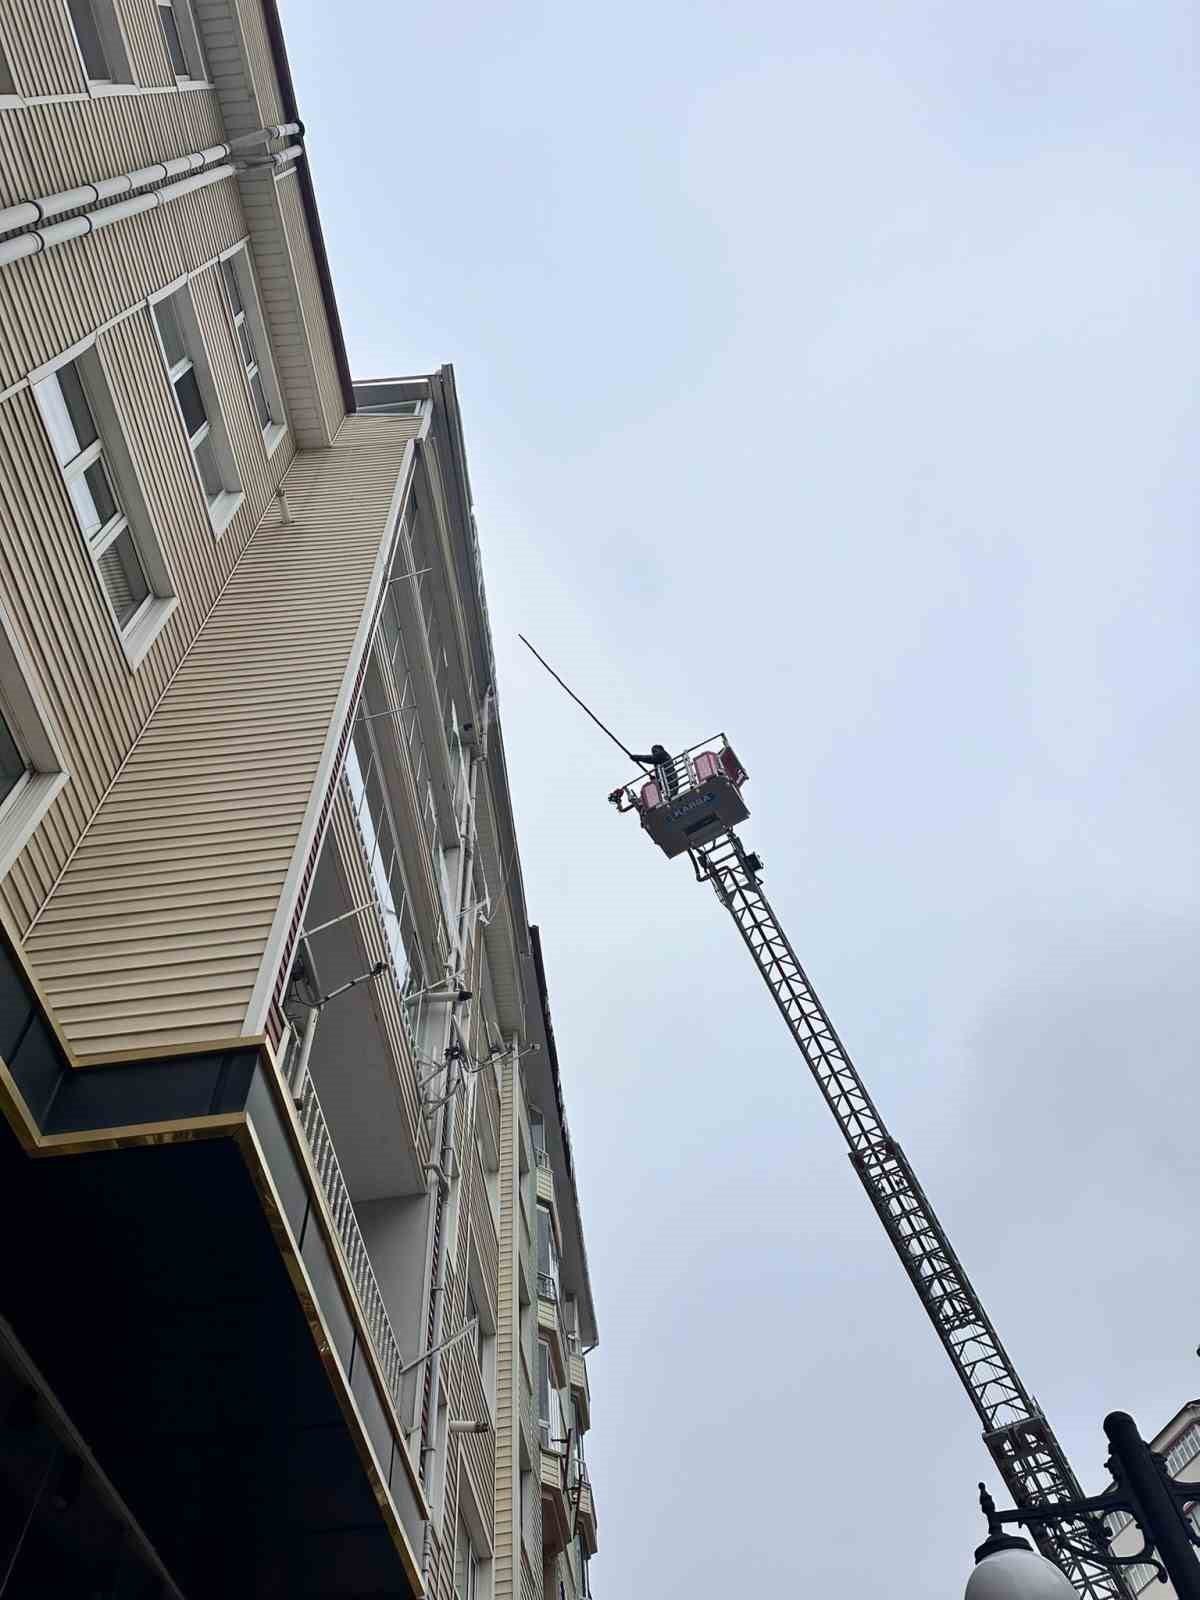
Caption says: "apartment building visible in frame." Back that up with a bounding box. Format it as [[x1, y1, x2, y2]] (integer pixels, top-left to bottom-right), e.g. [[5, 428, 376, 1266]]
[[0, 3, 598, 1596], [1107, 1402, 1200, 1599]]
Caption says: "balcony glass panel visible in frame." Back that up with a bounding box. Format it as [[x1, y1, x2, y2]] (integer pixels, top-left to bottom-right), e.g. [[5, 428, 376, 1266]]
[[344, 728, 422, 1001]]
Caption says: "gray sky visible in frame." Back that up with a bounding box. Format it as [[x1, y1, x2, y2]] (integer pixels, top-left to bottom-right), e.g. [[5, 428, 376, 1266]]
[[284, 2, 1200, 1592]]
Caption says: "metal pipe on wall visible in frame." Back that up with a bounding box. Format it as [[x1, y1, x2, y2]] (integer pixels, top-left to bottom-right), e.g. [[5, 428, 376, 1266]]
[[0, 163, 237, 268], [0, 124, 299, 241]]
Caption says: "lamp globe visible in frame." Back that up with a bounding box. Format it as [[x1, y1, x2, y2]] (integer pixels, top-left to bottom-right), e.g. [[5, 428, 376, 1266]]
[[966, 1533, 1082, 1600]]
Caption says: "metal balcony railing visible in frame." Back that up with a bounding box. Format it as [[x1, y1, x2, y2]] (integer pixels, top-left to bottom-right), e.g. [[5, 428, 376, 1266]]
[[536, 1271, 558, 1303], [294, 1070, 405, 1409], [534, 1147, 552, 1171]]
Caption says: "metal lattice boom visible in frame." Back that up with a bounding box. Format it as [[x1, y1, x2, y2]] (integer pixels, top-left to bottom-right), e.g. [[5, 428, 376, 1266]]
[[696, 829, 1126, 1600]]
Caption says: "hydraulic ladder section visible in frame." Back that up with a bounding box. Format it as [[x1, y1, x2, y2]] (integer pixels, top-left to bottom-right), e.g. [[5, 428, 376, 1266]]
[[695, 828, 1126, 1600]]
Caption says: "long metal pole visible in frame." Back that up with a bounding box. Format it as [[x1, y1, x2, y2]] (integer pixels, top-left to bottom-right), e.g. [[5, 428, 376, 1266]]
[[1105, 1413, 1200, 1600]]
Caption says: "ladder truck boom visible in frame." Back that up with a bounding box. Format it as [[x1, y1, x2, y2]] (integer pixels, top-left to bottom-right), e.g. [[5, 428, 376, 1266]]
[[610, 738, 1126, 1600]]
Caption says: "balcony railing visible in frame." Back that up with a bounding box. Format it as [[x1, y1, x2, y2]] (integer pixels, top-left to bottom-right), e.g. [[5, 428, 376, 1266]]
[[536, 1271, 558, 1303], [534, 1147, 552, 1170], [294, 1068, 405, 1409]]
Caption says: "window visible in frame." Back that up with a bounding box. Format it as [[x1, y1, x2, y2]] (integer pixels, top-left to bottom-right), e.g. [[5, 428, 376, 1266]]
[[156, 0, 207, 79], [537, 1339, 566, 1452], [536, 1203, 559, 1300], [465, 1287, 484, 1370], [1165, 1424, 1200, 1478], [454, 1519, 478, 1600], [344, 724, 423, 997], [530, 1109, 546, 1159], [576, 1538, 592, 1599], [220, 249, 284, 442], [34, 358, 154, 633], [153, 289, 239, 530], [0, 700, 27, 813], [0, 43, 15, 96], [66, 0, 129, 83], [536, 1338, 552, 1448], [0, 603, 69, 880]]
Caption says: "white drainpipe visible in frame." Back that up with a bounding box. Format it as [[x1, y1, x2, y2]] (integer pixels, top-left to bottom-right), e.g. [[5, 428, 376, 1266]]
[[0, 164, 238, 267], [0, 122, 299, 241]]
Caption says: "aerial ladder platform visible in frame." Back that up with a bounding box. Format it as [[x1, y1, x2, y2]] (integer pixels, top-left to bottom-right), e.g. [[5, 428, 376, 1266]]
[[610, 736, 1127, 1600]]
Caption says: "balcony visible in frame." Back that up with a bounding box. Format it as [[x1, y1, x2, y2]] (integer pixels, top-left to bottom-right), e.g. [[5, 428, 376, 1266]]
[[294, 1069, 407, 1407], [569, 1348, 591, 1434], [536, 1276, 569, 1386], [0, 924, 428, 1599], [540, 1438, 572, 1555], [535, 1147, 555, 1208], [573, 1464, 598, 1554], [300, 786, 432, 1203]]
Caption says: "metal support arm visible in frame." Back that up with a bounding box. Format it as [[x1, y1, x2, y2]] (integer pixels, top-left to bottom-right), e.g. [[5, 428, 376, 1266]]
[[981, 1413, 1200, 1600]]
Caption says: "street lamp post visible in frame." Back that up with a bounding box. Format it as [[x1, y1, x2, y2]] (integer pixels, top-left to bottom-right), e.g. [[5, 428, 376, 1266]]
[[969, 1412, 1200, 1600]]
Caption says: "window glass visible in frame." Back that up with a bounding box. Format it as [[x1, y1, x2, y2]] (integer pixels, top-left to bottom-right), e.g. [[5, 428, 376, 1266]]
[[536, 1339, 551, 1440], [0, 704, 26, 807], [67, 459, 118, 540], [35, 357, 164, 640], [221, 250, 280, 435], [174, 366, 207, 439], [465, 1287, 483, 1366], [193, 434, 223, 503], [38, 364, 97, 468], [344, 727, 422, 997], [536, 1203, 558, 1294], [157, 1, 187, 74], [0, 48, 15, 96], [67, 0, 111, 79], [250, 371, 271, 429], [154, 289, 237, 517], [221, 258, 244, 316], [154, 297, 187, 369], [96, 529, 149, 627]]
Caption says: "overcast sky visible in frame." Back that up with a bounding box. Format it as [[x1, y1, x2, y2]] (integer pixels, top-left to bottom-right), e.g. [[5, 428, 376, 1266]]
[[284, 2, 1199, 1592]]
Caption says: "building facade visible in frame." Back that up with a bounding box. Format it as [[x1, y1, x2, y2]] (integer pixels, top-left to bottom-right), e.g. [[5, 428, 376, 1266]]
[[0, 3, 597, 1596], [1105, 1403, 1200, 1599]]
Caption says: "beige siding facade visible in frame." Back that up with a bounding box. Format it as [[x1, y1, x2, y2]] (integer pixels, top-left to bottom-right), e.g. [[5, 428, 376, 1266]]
[[0, 12, 597, 1598], [0, 3, 349, 943], [277, 170, 346, 445], [24, 415, 416, 1059]]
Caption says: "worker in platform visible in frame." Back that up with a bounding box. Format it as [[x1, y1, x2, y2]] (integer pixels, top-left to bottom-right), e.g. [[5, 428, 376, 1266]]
[[630, 743, 679, 797]]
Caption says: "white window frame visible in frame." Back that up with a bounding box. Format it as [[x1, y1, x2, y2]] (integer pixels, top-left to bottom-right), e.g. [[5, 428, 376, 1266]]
[[0, 601, 69, 882], [218, 245, 286, 453], [156, 0, 208, 83], [150, 283, 242, 536], [63, 0, 133, 87], [32, 344, 176, 669]]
